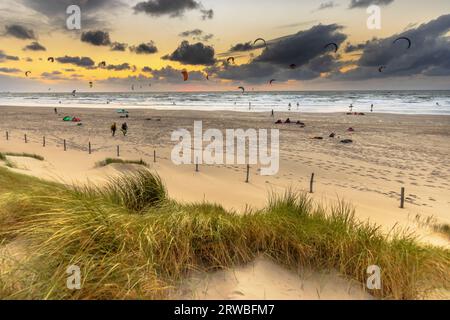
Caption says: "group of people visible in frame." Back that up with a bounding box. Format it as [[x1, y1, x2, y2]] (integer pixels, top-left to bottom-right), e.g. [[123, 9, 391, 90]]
[[111, 122, 128, 136]]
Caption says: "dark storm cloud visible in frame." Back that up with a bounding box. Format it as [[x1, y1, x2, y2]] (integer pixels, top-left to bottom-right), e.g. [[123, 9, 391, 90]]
[[110, 42, 128, 51], [81, 30, 111, 46], [335, 14, 450, 80], [0, 68, 21, 73], [4, 24, 36, 40], [349, 0, 394, 9], [255, 24, 346, 67], [23, 42, 46, 51], [213, 24, 346, 84], [105, 63, 131, 71], [162, 41, 216, 66], [0, 50, 19, 62], [56, 56, 96, 68], [130, 42, 158, 55], [142, 66, 153, 73]]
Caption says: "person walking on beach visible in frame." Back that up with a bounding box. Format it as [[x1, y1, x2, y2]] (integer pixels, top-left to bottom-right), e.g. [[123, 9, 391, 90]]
[[54, 107, 57, 114], [121, 122, 128, 136], [111, 122, 117, 137], [371, 104, 374, 112], [349, 104, 354, 112], [271, 109, 274, 117]]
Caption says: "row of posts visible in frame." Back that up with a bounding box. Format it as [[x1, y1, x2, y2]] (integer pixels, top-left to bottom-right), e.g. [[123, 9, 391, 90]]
[[4, 130, 408, 207]]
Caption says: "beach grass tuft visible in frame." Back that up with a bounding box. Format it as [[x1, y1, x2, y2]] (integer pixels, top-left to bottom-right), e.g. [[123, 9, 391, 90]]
[[0, 152, 44, 161], [96, 158, 148, 168], [0, 167, 448, 300]]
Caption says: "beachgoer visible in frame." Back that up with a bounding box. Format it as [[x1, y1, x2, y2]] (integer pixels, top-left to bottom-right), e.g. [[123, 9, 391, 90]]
[[370, 104, 374, 112], [271, 109, 274, 117], [249, 102, 252, 110], [297, 102, 299, 109], [121, 122, 128, 136], [54, 107, 57, 114], [111, 122, 117, 137], [349, 104, 353, 112]]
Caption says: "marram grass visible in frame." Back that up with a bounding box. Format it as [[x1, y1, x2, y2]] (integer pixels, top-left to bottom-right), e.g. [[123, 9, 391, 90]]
[[0, 167, 448, 300]]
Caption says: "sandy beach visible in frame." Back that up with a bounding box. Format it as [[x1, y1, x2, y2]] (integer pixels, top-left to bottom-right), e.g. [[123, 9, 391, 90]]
[[1, 105, 449, 299]]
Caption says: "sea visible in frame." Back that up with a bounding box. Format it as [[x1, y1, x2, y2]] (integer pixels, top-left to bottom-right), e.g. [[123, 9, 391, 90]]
[[0, 91, 449, 115]]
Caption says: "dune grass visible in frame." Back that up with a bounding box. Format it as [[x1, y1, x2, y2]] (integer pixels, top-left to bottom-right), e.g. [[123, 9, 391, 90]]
[[0, 152, 44, 161], [96, 158, 148, 168], [0, 167, 448, 300], [434, 224, 450, 239]]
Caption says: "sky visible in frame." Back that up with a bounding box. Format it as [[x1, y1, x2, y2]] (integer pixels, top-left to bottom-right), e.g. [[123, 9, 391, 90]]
[[0, 0, 449, 92]]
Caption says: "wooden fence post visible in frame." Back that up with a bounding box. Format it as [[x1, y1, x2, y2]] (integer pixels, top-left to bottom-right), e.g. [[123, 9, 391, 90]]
[[246, 164, 250, 183], [310, 173, 315, 193], [400, 187, 405, 209]]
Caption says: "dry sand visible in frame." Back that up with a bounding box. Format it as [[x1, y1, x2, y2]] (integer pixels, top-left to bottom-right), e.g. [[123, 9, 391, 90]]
[[0, 105, 449, 299]]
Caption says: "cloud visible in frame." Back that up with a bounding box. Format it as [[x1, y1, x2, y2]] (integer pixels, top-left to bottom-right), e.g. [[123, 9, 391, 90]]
[[316, 1, 336, 11], [344, 41, 368, 53], [142, 66, 153, 73], [229, 42, 254, 53], [134, 0, 200, 17], [105, 63, 131, 71], [56, 56, 96, 68], [200, 9, 213, 20], [130, 42, 158, 54], [162, 40, 216, 65], [0, 67, 21, 73], [41, 71, 64, 80], [4, 24, 36, 39], [213, 24, 346, 84], [179, 29, 213, 41], [335, 14, 450, 79], [110, 42, 128, 51], [81, 30, 111, 46], [0, 50, 19, 62], [23, 41, 46, 51], [151, 66, 205, 82], [134, 0, 213, 19], [19, 0, 126, 29], [255, 24, 346, 67], [349, 0, 394, 9]]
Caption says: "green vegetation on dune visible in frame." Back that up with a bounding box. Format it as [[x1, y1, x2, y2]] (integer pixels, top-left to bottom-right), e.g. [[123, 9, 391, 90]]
[[0, 167, 448, 300], [95, 158, 148, 168], [0, 152, 44, 161]]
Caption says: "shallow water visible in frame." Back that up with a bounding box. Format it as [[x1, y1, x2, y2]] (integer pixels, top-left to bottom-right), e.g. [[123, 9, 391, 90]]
[[0, 90, 449, 115]]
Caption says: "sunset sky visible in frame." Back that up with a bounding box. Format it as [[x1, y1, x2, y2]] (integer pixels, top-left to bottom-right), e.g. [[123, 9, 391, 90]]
[[0, 0, 449, 92]]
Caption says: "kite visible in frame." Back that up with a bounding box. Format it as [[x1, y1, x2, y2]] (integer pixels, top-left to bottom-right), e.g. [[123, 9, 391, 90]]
[[227, 57, 235, 64], [238, 86, 245, 93], [289, 64, 297, 69], [393, 37, 412, 49], [72, 90, 76, 96], [378, 66, 386, 73], [98, 61, 106, 67], [25, 71, 31, 77], [181, 70, 189, 81], [47, 57, 54, 63], [269, 79, 276, 85], [254, 38, 267, 48], [324, 43, 339, 53], [89, 81, 93, 88]]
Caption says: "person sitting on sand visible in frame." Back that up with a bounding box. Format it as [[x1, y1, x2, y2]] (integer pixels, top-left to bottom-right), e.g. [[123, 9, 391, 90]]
[[275, 119, 282, 124], [284, 118, 291, 124], [111, 122, 117, 137], [347, 127, 355, 132], [121, 122, 128, 136], [329, 132, 336, 138]]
